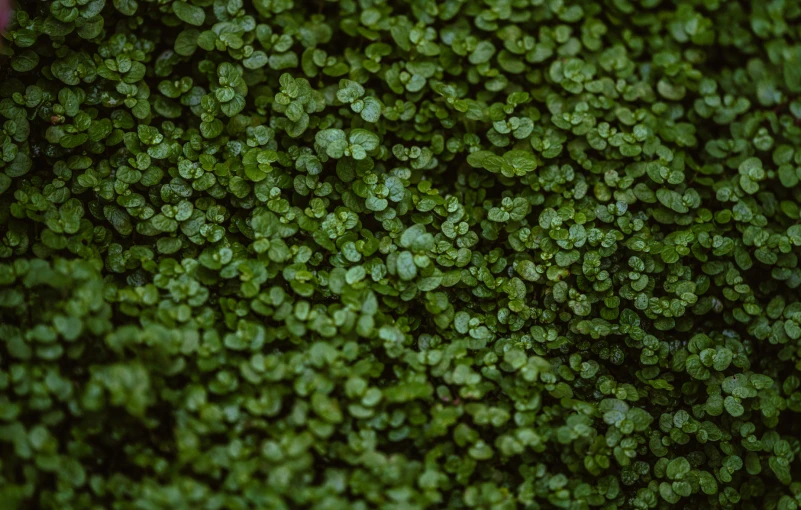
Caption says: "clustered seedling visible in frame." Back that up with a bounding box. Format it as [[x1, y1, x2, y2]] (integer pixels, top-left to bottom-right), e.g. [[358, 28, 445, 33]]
[[1, 0, 801, 508]]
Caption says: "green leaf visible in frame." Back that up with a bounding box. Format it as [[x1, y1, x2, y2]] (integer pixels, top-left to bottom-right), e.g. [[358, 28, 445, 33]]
[[659, 482, 681, 504], [360, 97, 382, 123], [337, 80, 365, 103], [349, 129, 379, 152], [173, 1, 205, 26], [724, 396, 744, 417], [174, 29, 200, 56], [11, 50, 39, 73], [113, 0, 138, 15], [666, 457, 690, 480], [769, 456, 792, 485], [469, 41, 496, 65], [396, 251, 417, 281]]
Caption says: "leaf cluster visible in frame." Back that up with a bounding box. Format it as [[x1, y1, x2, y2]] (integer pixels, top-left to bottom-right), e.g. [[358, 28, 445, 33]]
[[2, 0, 801, 508]]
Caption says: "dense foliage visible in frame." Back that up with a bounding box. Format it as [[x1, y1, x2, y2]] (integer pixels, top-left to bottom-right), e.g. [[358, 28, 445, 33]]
[[3, 0, 801, 508]]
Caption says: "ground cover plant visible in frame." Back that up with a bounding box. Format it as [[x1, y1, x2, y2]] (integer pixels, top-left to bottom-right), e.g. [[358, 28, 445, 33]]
[[2, 0, 801, 508]]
